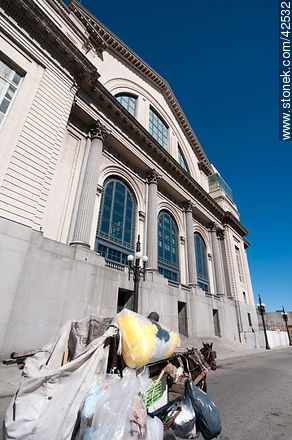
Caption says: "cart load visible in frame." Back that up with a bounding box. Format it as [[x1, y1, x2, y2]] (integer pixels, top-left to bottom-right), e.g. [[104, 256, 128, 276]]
[[3, 310, 221, 440]]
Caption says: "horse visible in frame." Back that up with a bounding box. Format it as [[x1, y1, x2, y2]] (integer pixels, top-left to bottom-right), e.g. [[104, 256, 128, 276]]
[[146, 342, 217, 395]]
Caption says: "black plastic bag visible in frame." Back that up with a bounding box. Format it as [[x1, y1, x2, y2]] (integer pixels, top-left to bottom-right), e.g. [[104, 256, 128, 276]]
[[186, 379, 221, 440]]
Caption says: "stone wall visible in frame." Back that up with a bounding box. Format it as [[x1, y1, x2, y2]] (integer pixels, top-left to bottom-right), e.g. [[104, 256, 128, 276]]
[[0, 216, 258, 357]]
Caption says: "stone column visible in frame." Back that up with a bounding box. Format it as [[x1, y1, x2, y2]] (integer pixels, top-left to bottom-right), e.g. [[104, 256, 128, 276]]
[[71, 120, 109, 247], [222, 225, 238, 299], [146, 169, 161, 270], [210, 223, 225, 295], [184, 201, 197, 286]]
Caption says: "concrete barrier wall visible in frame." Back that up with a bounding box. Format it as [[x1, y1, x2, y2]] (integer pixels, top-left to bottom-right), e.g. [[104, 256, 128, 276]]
[[258, 330, 289, 348], [0, 216, 259, 356]]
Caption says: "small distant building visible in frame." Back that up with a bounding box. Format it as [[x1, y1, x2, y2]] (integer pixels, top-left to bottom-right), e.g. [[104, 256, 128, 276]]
[[0, 0, 258, 355]]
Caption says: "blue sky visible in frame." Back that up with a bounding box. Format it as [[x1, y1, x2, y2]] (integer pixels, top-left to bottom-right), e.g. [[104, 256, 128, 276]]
[[81, 0, 291, 311]]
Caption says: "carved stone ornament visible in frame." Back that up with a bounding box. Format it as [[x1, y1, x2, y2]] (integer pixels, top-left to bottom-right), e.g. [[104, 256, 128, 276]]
[[90, 120, 110, 141], [146, 169, 162, 184], [183, 200, 193, 213], [209, 222, 217, 233], [217, 229, 225, 240]]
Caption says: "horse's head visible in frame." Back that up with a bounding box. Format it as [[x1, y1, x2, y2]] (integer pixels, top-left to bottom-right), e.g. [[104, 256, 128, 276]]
[[200, 342, 217, 370]]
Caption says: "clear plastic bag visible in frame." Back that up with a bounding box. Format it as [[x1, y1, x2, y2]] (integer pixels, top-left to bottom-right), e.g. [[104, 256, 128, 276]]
[[79, 368, 147, 439], [186, 379, 221, 440], [169, 396, 197, 439], [146, 416, 164, 440], [117, 309, 180, 368]]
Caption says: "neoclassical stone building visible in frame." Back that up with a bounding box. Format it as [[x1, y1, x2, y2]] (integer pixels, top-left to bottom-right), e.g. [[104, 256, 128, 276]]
[[0, 0, 258, 355]]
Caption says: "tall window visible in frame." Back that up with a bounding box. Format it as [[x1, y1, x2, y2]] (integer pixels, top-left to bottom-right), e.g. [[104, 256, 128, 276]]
[[158, 211, 179, 282], [95, 178, 136, 265], [178, 145, 189, 172], [235, 246, 244, 282], [194, 233, 209, 292], [115, 93, 137, 117], [0, 59, 22, 126], [149, 107, 168, 149]]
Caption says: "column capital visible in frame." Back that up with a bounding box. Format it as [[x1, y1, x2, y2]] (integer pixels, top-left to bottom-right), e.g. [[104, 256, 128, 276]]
[[217, 229, 225, 240], [209, 222, 217, 233], [89, 120, 110, 141], [209, 223, 224, 239], [183, 200, 194, 213], [146, 169, 162, 184]]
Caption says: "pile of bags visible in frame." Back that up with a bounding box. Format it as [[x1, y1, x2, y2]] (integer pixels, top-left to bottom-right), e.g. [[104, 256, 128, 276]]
[[4, 310, 221, 440]]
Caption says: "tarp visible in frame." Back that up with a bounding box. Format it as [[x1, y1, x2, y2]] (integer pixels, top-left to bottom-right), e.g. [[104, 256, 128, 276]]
[[4, 316, 116, 440]]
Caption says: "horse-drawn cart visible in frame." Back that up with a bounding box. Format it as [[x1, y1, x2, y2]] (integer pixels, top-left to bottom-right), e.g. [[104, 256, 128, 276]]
[[3, 311, 221, 439]]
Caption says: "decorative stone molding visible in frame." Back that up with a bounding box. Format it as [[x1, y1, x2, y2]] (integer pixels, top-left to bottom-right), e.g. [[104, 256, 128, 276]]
[[183, 200, 193, 213], [139, 210, 146, 220], [217, 230, 225, 240], [146, 169, 162, 184], [90, 121, 110, 141], [96, 184, 103, 195], [198, 161, 211, 176], [180, 235, 185, 243], [1, 0, 99, 86], [209, 222, 217, 233]]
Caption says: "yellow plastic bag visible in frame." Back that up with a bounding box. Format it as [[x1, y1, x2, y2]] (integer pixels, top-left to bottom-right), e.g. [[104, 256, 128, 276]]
[[117, 309, 180, 368]]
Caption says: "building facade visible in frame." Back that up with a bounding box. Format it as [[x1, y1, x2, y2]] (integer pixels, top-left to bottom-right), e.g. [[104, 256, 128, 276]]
[[0, 0, 258, 356]]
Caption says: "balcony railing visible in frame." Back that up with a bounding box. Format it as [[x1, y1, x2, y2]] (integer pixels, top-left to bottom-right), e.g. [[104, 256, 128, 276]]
[[208, 173, 233, 201]]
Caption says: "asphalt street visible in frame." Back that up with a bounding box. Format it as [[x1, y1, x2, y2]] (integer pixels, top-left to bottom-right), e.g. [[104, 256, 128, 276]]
[[207, 348, 292, 440], [0, 348, 291, 439]]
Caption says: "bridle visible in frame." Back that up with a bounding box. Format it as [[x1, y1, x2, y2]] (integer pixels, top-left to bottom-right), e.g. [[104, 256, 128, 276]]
[[200, 344, 217, 371]]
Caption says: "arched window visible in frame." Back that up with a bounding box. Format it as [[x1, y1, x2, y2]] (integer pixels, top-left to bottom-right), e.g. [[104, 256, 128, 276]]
[[95, 178, 136, 265], [115, 93, 137, 117], [194, 233, 209, 292], [178, 145, 189, 172], [149, 107, 168, 149], [158, 211, 179, 282]]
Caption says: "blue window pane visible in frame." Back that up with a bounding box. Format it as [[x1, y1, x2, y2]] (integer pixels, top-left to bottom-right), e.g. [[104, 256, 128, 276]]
[[178, 145, 189, 172], [95, 178, 136, 264], [100, 219, 110, 235], [149, 107, 168, 149], [115, 94, 137, 117], [157, 211, 179, 282], [194, 233, 209, 291]]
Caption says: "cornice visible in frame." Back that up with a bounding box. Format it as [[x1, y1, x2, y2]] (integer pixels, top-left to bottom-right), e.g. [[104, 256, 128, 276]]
[[67, 0, 212, 174], [224, 212, 248, 237], [0, 0, 99, 86], [198, 161, 212, 176]]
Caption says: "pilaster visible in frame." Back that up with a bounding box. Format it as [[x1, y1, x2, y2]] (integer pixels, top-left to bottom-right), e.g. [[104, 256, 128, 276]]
[[209, 223, 225, 296], [184, 201, 197, 286], [70, 120, 110, 248], [146, 169, 161, 270]]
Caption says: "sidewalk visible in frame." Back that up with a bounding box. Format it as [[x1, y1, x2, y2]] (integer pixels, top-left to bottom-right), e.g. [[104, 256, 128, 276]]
[[1, 345, 291, 398], [217, 344, 291, 361]]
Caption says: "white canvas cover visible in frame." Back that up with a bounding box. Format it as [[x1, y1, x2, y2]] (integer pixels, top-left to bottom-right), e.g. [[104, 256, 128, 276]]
[[4, 316, 116, 440]]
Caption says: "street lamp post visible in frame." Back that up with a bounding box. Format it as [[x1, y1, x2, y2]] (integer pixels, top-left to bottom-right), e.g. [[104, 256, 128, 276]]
[[281, 306, 292, 346], [127, 235, 148, 313], [257, 295, 270, 350]]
